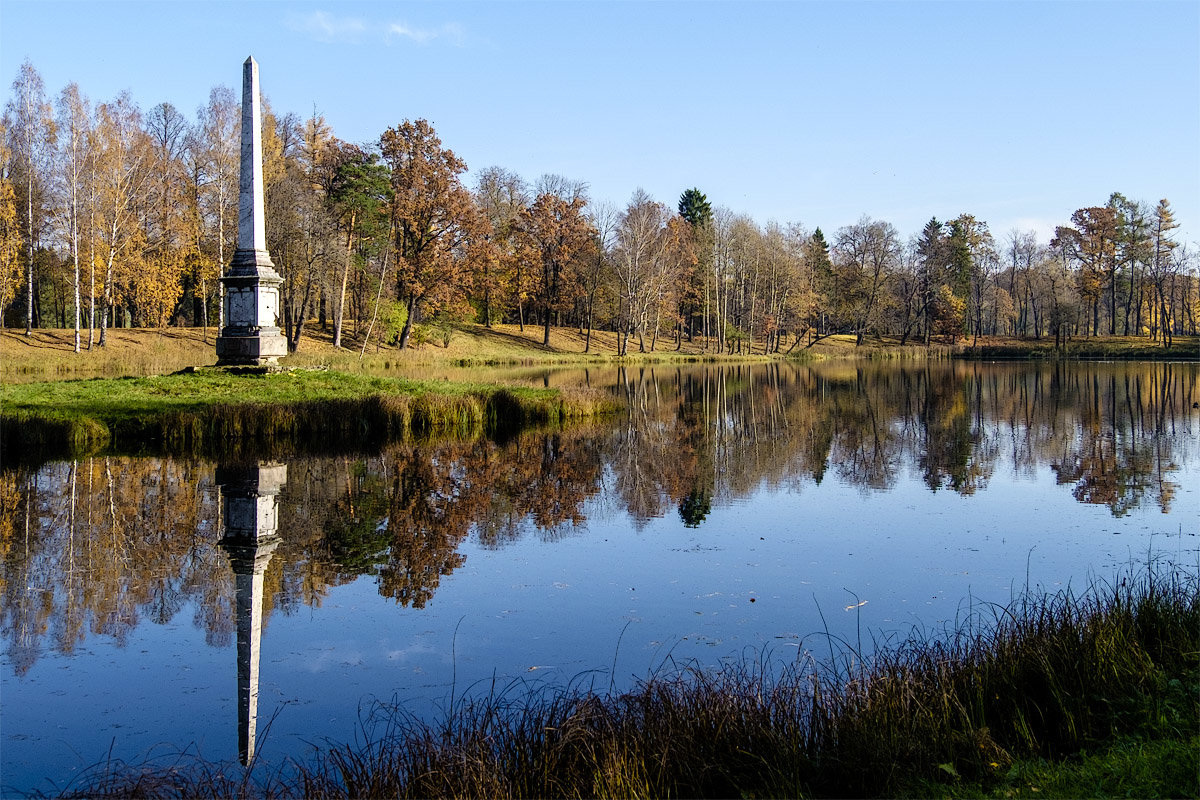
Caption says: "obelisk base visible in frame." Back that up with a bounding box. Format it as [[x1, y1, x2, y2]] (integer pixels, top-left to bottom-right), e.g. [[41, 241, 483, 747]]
[[216, 248, 287, 366], [215, 328, 288, 365]]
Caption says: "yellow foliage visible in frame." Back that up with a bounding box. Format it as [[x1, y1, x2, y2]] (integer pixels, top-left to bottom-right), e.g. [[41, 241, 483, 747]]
[[0, 175, 22, 314]]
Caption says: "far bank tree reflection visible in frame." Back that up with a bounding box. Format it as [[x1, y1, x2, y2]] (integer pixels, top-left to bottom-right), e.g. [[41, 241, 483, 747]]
[[2, 362, 1195, 674]]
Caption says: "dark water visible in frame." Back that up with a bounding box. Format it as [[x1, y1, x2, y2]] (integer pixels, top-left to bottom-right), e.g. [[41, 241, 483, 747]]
[[2, 361, 1197, 794]]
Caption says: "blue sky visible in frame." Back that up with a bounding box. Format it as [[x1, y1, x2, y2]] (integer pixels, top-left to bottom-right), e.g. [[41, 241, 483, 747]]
[[3, 0, 1197, 245]]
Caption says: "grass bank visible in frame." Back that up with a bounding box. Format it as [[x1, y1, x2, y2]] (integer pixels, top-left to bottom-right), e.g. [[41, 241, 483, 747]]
[[0, 325, 763, 383], [1, 369, 617, 462], [62, 563, 1198, 799], [3, 327, 1194, 383], [954, 334, 1199, 361]]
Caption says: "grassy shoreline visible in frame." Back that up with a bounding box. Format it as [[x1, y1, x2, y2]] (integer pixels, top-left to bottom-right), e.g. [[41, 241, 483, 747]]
[[4, 326, 1195, 462], [61, 563, 1199, 799], [1, 368, 617, 462], [3, 326, 1195, 383]]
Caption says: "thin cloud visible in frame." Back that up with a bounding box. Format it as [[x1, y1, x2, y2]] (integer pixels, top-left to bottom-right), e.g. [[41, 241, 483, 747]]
[[286, 11, 465, 47], [287, 11, 368, 43], [386, 21, 465, 46]]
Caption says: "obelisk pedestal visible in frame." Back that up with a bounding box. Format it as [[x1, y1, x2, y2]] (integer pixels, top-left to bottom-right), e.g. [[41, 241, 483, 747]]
[[216, 56, 287, 366]]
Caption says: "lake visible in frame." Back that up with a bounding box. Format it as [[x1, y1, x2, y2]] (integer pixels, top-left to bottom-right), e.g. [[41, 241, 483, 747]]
[[2, 360, 1197, 795]]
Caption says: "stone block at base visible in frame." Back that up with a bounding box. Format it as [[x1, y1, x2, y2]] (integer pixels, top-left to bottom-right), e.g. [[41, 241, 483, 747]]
[[215, 329, 288, 366]]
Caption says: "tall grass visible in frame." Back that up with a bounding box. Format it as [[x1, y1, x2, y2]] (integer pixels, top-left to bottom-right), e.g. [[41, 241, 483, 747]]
[[1, 371, 620, 463], [62, 562, 1199, 799]]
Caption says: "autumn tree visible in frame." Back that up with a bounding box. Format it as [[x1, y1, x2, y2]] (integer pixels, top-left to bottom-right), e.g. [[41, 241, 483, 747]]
[[947, 214, 996, 343], [1052, 206, 1119, 336], [1003, 229, 1041, 337], [0, 132, 22, 325], [513, 191, 594, 345], [267, 108, 340, 351], [91, 91, 148, 346], [473, 165, 528, 327], [379, 119, 480, 348], [139, 101, 190, 328], [1107, 192, 1151, 334]]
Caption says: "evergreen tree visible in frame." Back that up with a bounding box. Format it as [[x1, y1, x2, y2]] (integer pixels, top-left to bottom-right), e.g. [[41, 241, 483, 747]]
[[677, 187, 712, 229], [804, 227, 834, 334], [916, 218, 944, 343]]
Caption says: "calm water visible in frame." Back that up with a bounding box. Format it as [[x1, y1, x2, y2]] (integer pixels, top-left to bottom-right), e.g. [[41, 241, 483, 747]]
[[2, 361, 1197, 794]]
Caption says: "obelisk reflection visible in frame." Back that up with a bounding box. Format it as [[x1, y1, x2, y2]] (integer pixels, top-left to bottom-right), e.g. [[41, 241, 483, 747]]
[[218, 462, 287, 766]]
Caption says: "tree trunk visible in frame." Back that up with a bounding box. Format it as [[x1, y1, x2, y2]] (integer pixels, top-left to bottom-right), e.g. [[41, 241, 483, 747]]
[[333, 216, 355, 349], [288, 282, 313, 352], [398, 294, 417, 349]]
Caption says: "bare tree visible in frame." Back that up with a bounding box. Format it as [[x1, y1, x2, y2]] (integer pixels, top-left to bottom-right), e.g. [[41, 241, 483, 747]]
[[833, 216, 900, 344], [194, 86, 239, 330]]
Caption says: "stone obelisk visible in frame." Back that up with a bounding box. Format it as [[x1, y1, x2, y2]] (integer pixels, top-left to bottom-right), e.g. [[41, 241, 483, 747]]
[[216, 56, 287, 365]]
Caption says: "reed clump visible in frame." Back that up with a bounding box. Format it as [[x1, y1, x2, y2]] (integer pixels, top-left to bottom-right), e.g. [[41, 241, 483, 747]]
[[62, 563, 1199, 799]]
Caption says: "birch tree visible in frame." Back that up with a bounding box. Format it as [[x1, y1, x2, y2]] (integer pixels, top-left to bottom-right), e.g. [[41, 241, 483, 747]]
[[194, 86, 238, 329], [91, 92, 148, 346], [55, 83, 91, 350], [4, 59, 56, 335]]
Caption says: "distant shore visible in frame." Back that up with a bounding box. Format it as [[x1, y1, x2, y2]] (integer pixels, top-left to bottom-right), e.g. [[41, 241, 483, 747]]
[[2, 325, 1195, 383], [4, 326, 1194, 463]]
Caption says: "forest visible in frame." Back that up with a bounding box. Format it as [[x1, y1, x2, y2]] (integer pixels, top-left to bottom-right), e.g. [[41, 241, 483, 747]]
[[2, 59, 1196, 356]]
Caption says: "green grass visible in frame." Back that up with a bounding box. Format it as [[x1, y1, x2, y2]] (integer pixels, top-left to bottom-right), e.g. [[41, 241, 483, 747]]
[[59, 563, 1199, 799], [908, 734, 1200, 798], [959, 334, 1199, 361], [1, 369, 618, 460]]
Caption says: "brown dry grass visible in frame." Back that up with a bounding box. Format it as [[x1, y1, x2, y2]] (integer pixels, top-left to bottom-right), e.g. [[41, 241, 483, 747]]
[[5, 325, 1188, 383], [1, 323, 788, 381]]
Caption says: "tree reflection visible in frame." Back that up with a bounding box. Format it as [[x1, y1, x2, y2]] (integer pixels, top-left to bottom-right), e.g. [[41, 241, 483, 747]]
[[1, 361, 1195, 671]]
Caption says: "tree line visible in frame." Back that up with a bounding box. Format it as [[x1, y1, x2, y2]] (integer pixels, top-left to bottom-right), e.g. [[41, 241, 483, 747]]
[[2, 59, 1195, 354]]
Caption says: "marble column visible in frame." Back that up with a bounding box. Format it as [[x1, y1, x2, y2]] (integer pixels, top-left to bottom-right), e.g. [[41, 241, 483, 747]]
[[218, 462, 287, 766], [215, 56, 287, 366]]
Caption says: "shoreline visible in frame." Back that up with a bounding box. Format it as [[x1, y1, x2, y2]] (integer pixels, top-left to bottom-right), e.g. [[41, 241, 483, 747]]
[[4, 326, 1195, 464], [3, 325, 1195, 383]]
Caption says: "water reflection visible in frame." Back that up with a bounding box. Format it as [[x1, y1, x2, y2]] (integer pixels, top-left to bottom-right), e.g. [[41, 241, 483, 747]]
[[4, 359, 1195, 791], [2, 362, 1195, 673], [218, 462, 287, 766]]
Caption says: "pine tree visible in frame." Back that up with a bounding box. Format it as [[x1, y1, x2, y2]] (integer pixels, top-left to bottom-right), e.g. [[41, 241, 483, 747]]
[[677, 187, 712, 229]]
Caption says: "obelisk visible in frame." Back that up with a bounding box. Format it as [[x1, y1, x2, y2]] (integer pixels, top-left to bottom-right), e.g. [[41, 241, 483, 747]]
[[215, 56, 287, 365]]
